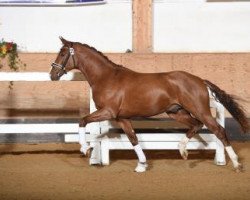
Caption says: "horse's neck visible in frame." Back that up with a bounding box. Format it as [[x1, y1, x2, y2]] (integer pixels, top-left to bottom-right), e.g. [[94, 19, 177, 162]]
[[78, 48, 115, 87]]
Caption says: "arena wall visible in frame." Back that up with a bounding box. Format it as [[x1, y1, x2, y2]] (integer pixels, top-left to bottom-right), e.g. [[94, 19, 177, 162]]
[[0, 52, 249, 118], [0, 0, 249, 119]]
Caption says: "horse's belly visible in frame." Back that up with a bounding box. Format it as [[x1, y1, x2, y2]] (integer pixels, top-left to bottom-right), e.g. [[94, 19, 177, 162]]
[[118, 92, 171, 118]]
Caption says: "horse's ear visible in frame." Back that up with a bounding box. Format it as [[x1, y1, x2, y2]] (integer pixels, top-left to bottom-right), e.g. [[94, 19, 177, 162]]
[[59, 36, 69, 46]]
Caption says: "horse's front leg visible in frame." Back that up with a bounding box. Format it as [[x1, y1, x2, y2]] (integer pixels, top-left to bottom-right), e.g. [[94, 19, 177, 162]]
[[117, 119, 148, 173], [79, 108, 112, 156]]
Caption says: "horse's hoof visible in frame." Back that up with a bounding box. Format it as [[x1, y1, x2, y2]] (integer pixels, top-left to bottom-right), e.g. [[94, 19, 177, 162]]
[[180, 149, 188, 160], [235, 163, 244, 173], [134, 162, 148, 173]]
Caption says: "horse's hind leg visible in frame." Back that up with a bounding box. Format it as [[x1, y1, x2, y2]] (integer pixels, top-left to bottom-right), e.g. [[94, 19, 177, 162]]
[[167, 108, 203, 160], [198, 114, 242, 172], [116, 119, 148, 173]]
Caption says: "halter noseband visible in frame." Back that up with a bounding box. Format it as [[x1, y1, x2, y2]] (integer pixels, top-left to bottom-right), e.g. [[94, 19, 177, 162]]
[[51, 46, 76, 76]]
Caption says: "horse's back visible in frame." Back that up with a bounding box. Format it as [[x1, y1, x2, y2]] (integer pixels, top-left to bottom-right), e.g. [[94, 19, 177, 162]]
[[115, 69, 208, 103], [119, 70, 205, 92], [113, 70, 206, 117]]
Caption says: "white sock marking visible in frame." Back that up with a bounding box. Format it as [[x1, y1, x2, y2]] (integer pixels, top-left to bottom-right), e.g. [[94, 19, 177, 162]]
[[178, 136, 190, 158], [134, 144, 146, 163], [79, 127, 90, 155], [135, 162, 148, 173], [225, 146, 239, 168]]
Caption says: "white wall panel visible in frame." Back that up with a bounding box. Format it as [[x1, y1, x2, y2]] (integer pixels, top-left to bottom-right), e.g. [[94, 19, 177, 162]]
[[153, 1, 250, 52], [0, 0, 132, 52]]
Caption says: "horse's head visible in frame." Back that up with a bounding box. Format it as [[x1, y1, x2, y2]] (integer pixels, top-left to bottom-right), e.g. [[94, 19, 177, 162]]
[[50, 37, 77, 81]]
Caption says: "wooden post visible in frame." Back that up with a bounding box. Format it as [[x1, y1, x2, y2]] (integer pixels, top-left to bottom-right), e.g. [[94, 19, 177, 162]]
[[132, 0, 152, 53]]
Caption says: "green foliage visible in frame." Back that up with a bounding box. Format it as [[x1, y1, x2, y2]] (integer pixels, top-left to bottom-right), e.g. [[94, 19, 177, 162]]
[[0, 39, 26, 71]]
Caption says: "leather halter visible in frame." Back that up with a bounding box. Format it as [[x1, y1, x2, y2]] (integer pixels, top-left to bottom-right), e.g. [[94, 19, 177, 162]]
[[51, 46, 76, 77]]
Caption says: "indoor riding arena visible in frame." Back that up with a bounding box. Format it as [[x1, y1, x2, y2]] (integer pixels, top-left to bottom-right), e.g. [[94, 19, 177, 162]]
[[0, 1, 250, 200]]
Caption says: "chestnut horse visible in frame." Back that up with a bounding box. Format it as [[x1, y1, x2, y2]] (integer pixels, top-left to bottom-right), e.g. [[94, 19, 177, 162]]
[[50, 37, 249, 172]]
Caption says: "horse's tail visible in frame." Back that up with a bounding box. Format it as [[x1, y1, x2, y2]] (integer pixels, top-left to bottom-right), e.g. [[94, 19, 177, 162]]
[[204, 80, 249, 133]]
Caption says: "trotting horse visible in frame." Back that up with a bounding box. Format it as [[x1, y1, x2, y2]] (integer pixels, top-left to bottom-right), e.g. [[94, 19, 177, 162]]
[[50, 37, 249, 172]]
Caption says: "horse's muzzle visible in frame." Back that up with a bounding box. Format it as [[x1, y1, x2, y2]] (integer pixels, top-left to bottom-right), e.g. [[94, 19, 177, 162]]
[[50, 73, 60, 81]]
